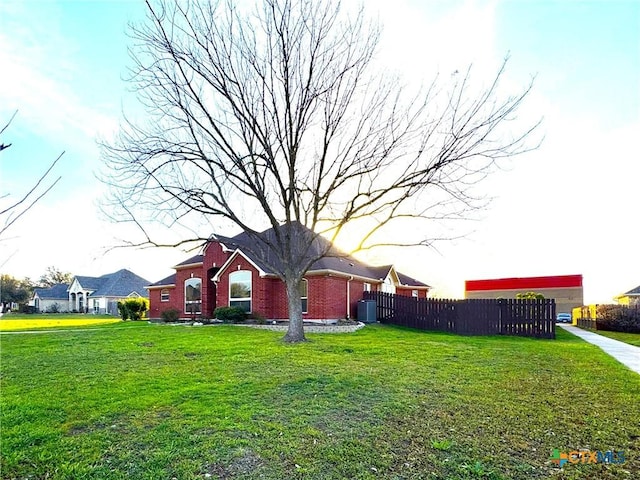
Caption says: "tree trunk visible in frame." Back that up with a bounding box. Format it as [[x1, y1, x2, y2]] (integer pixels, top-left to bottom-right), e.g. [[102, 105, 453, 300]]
[[283, 276, 306, 343]]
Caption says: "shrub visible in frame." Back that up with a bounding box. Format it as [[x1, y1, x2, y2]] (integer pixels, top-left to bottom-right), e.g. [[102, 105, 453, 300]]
[[515, 292, 545, 300], [117, 298, 150, 321], [596, 304, 640, 333], [46, 303, 61, 314], [248, 311, 267, 324], [117, 301, 128, 320], [214, 306, 246, 323], [160, 308, 181, 323]]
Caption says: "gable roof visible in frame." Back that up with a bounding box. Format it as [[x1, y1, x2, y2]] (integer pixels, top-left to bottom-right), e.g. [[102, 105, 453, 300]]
[[33, 283, 69, 300], [73, 275, 105, 291], [147, 273, 177, 288], [213, 249, 268, 282], [212, 222, 430, 287], [174, 254, 204, 268], [72, 269, 151, 297], [213, 221, 326, 274], [623, 284, 640, 296], [397, 271, 429, 288]]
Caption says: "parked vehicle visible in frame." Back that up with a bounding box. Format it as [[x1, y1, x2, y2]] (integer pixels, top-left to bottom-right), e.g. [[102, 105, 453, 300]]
[[556, 313, 572, 323]]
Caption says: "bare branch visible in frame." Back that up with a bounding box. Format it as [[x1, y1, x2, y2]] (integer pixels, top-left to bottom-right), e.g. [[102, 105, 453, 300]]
[[100, 0, 540, 341], [0, 113, 64, 240], [0, 110, 18, 152]]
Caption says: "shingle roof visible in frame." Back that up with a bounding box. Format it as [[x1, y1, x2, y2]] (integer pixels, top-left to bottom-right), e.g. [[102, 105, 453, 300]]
[[175, 254, 203, 267], [148, 273, 177, 287], [74, 269, 151, 298], [624, 284, 640, 295], [34, 283, 69, 300], [213, 222, 430, 287], [397, 272, 430, 288], [74, 275, 104, 291]]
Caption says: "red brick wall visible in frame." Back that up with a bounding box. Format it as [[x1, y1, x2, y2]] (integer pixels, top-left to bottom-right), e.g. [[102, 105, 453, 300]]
[[349, 279, 367, 319], [203, 242, 230, 269], [214, 265, 362, 321], [396, 287, 425, 298], [306, 275, 350, 320], [148, 285, 179, 319], [148, 287, 162, 318], [262, 277, 287, 318]]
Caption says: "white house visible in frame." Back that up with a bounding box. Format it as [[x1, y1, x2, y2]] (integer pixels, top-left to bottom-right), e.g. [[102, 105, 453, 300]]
[[31, 283, 70, 313], [67, 269, 150, 315]]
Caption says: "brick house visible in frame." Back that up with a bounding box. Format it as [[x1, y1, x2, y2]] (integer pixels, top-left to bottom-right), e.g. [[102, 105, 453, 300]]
[[147, 225, 430, 321]]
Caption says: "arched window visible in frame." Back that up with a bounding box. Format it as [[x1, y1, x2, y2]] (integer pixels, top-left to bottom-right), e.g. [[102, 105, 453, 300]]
[[229, 270, 251, 312], [299, 279, 308, 314], [160, 289, 170, 302], [381, 275, 396, 294], [185, 278, 202, 314]]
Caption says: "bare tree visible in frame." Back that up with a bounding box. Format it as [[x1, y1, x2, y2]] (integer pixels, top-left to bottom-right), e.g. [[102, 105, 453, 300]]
[[102, 0, 539, 342], [0, 112, 64, 240]]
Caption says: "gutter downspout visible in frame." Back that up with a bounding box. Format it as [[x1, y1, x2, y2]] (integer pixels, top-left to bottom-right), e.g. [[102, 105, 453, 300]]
[[346, 276, 353, 320]]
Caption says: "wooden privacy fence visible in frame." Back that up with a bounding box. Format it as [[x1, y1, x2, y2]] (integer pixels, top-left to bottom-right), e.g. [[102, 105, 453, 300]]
[[573, 303, 640, 333], [577, 318, 597, 330], [362, 291, 555, 339]]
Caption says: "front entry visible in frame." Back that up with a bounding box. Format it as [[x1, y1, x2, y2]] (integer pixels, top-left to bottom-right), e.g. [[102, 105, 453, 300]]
[[206, 267, 219, 317]]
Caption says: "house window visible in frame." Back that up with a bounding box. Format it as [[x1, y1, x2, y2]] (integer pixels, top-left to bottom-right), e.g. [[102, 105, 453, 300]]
[[185, 278, 202, 314], [229, 270, 251, 312], [412, 289, 418, 298], [160, 289, 170, 302], [300, 279, 308, 314], [93, 299, 100, 314], [363, 283, 371, 292], [381, 276, 396, 294]]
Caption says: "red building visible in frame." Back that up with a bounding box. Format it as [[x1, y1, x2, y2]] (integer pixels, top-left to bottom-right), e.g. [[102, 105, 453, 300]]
[[465, 274, 584, 314], [147, 224, 430, 321]]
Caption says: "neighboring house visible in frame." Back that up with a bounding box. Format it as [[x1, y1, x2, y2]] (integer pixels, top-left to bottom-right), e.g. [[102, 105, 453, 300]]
[[147, 224, 430, 321], [614, 284, 640, 306], [68, 269, 150, 315], [31, 283, 70, 313]]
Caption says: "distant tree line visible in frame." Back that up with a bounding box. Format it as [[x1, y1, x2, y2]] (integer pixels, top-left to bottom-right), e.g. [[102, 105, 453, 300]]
[[0, 266, 73, 313]]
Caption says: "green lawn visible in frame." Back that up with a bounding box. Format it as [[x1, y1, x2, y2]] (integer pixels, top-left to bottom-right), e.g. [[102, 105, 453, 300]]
[[591, 330, 640, 347], [1, 323, 638, 479], [0, 313, 122, 331]]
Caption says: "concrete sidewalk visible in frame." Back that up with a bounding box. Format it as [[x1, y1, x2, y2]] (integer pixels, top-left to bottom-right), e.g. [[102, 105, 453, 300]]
[[558, 324, 640, 374]]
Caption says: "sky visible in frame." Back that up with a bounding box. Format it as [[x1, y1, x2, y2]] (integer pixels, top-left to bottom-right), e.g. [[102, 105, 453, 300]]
[[0, 0, 638, 303]]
